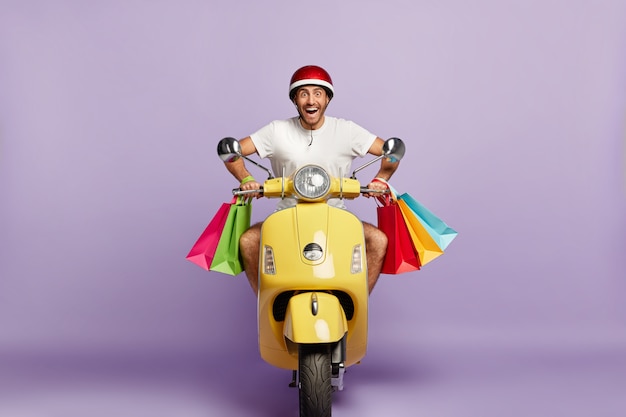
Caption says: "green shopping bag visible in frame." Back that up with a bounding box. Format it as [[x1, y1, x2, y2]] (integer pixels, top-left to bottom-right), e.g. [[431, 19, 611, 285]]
[[209, 196, 252, 275]]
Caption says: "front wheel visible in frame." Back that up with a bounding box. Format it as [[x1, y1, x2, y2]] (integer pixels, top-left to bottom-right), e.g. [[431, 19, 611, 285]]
[[299, 344, 332, 417]]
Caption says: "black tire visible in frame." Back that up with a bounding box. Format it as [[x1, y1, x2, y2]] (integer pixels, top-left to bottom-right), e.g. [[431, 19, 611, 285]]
[[299, 344, 332, 417]]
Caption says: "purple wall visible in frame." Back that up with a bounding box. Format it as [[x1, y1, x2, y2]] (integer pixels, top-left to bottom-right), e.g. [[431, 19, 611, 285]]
[[1, 1, 625, 414]]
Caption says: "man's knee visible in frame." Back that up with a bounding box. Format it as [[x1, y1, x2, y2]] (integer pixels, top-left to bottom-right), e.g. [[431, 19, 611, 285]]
[[240, 223, 261, 252], [363, 222, 388, 253]]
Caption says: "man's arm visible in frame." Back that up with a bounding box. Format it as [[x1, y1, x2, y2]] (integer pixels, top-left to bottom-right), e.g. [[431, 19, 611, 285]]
[[224, 137, 256, 181], [224, 137, 263, 194], [368, 137, 400, 182]]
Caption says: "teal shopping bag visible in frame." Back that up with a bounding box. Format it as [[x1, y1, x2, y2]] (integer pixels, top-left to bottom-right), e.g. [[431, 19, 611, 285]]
[[209, 196, 252, 275], [397, 192, 457, 251]]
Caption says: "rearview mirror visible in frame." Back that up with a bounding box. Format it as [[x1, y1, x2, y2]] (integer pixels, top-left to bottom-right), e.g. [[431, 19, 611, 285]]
[[351, 137, 406, 178], [382, 137, 405, 163], [216, 136, 274, 179], [217, 137, 242, 162]]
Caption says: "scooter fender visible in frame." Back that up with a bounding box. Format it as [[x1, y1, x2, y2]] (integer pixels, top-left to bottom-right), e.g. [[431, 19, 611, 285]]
[[283, 292, 348, 345]]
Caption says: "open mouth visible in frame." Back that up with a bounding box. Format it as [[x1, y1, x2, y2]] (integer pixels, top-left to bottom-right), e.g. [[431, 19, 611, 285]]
[[305, 107, 318, 115]]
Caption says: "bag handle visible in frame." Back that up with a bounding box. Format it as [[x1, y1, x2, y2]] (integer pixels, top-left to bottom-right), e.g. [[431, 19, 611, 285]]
[[235, 195, 253, 206], [374, 182, 398, 207]]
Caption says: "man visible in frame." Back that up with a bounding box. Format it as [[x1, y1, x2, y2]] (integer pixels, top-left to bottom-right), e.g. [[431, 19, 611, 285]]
[[223, 65, 400, 294]]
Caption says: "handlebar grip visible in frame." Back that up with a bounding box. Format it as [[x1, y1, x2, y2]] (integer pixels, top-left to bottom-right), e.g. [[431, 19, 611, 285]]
[[232, 187, 264, 196], [360, 187, 390, 194]]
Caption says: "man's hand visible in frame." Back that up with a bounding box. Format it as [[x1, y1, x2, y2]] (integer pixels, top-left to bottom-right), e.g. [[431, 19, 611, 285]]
[[240, 179, 263, 199], [364, 178, 390, 200]]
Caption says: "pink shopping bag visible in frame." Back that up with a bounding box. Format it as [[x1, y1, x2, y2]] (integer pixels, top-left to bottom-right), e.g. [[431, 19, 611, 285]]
[[186, 197, 235, 270]]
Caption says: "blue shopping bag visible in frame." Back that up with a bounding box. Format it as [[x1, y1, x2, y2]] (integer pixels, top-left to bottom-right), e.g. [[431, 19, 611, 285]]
[[397, 192, 457, 251]]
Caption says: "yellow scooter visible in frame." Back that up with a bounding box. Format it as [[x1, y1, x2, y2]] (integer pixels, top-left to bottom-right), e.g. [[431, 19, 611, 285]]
[[217, 137, 405, 417]]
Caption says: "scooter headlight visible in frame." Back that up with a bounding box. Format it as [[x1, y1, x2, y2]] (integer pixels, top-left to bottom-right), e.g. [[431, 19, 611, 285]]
[[293, 165, 331, 201]]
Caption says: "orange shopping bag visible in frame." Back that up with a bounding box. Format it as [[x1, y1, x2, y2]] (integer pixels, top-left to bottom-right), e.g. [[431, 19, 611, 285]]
[[397, 199, 443, 266]]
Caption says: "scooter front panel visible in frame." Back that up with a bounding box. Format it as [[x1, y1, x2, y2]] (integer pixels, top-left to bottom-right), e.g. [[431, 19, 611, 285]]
[[258, 204, 369, 369]]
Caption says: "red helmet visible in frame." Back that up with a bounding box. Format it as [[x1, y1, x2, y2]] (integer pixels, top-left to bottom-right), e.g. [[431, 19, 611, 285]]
[[289, 65, 334, 101]]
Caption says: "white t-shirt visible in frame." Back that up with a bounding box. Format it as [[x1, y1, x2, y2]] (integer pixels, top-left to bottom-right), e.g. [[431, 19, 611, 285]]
[[250, 116, 377, 210]]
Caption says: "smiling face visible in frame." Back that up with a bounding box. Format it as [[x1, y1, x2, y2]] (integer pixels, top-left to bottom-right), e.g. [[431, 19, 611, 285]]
[[293, 85, 330, 130]]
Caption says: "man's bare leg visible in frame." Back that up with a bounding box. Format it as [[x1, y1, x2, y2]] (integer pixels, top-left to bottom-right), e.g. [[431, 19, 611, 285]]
[[363, 222, 388, 293], [239, 222, 262, 295]]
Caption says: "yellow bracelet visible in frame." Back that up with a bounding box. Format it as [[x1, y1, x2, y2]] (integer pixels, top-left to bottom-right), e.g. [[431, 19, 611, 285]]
[[240, 175, 255, 185]]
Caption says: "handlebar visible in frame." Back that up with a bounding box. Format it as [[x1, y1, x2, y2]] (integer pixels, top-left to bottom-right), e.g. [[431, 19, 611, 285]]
[[231, 187, 389, 196]]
